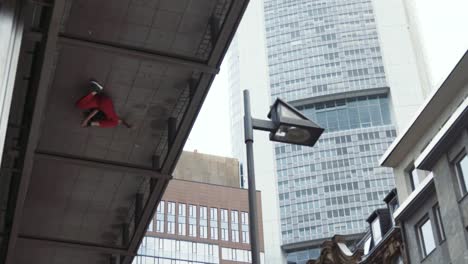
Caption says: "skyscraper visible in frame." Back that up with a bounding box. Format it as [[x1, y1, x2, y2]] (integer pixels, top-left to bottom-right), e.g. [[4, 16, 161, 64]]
[[227, 0, 429, 263]]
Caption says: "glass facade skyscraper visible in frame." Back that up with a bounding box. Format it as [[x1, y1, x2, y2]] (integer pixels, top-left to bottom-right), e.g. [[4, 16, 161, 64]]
[[264, 0, 388, 102], [263, 0, 397, 257], [227, 0, 431, 262]]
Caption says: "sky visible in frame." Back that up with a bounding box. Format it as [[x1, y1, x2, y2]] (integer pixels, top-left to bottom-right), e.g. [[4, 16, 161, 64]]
[[184, 0, 468, 158], [183, 66, 232, 157]]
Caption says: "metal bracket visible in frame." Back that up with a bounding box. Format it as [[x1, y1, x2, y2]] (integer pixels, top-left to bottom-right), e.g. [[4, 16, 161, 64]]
[[167, 117, 177, 148], [122, 224, 129, 247], [188, 78, 198, 99], [252, 118, 276, 132], [152, 155, 160, 170], [110, 255, 120, 264], [135, 193, 143, 229], [150, 178, 158, 191], [209, 16, 220, 46]]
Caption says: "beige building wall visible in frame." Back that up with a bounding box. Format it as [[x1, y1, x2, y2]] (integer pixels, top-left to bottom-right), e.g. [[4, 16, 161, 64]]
[[372, 0, 430, 134], [173, 151, 240, 189]]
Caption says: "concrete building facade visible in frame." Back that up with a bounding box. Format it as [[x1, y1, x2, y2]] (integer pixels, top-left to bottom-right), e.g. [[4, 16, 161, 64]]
[[134, 151, 265, 264], [172, 151, 240, 187], [381, 51, 468, 264]]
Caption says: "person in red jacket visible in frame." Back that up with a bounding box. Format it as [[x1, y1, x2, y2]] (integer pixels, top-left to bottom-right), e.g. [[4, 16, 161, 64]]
[[76, 80, 131, 128]]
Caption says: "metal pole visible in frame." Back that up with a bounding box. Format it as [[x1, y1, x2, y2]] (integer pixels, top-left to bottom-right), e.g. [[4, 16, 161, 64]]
[[243, 90, 261, 263]]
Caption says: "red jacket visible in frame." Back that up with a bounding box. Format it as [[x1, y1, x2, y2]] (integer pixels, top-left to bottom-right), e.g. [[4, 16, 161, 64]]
[[97, 96, 119, 127]]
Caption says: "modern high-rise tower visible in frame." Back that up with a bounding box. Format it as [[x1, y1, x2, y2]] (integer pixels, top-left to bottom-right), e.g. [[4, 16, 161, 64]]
[[227, 0, 430, 263], [264, 0, 397, 260]]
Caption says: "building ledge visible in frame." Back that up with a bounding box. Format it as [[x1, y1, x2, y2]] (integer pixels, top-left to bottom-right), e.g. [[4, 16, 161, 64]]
[[415, 95, 468, 170], [289, 87, 389, 107], [393, 173, 434, 221], [380, 50, 468, 168]]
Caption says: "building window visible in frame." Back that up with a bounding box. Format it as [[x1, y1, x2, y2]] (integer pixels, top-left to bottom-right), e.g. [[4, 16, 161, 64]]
[[241, 212, 249, 243], [371, 217, 382, 244], [168, 202, 175, 215], [137, 238, 220, 263], [147, 219, 153, 232], [388, 197, 399, 226], [363, 237, 371, 255], [392, 256, 403, 264], [417, 217, 436, 257], [231, 210, 239, 242], [221, 209, 229, 241], [188, 204, 197, 237], [433, 204, 446, 242], [178, 203, 186, 236], [156, 201, 165, 233], [200, 226, 208, 238], [200, 206, 208, 239], [210, 208, 218, 240], [455, 153, 468, 195], [409, 167, 420, 191], [167, 202, 176, 234], [299, 94, 391, 132]]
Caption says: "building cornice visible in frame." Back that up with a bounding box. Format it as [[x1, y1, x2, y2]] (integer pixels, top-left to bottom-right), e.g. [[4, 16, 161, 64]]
[[288, 87, 390, 107], [415, 95, 468, 170], [393, 173, 434, 221], [380, 50, 468, 168]]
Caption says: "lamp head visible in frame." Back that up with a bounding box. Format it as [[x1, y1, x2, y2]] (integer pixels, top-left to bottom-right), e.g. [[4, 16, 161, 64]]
[[268, 98, 324, 147]]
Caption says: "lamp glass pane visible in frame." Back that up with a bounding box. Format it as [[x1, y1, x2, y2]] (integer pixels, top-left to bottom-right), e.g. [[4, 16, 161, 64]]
[[275, 125, 312, 144], [279, 104, 305, 121]]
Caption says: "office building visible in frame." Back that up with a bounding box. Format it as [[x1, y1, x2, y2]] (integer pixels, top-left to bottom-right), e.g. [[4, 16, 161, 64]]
[[226, 0, 429, 262], [133, 151, 265, 264], [380, 51, 468, 264]]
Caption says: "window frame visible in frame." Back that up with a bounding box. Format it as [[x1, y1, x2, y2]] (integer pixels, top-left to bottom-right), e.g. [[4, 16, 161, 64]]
[[388, 197, 399, 226], [371, 217, 382, 244], [416, 215, 436, 258], [432, 204, 446, 243], [454, 151, 468, 197], [408, 166, 419, 191]]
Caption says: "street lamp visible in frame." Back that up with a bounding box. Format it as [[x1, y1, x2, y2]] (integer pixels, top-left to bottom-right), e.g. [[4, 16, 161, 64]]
[[243, 90, 324, 263]]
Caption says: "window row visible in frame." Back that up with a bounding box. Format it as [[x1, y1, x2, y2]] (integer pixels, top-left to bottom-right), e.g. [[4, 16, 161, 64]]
[[136, 239, 265, 264], [299, 95, 391, 132], [138, 237, 219, 264], [151, 201, 249, 244]]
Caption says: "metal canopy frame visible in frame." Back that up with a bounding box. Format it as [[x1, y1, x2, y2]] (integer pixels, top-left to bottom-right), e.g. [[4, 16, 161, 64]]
[[2, 0, 250, 263], [35, 151, 171, 180], [121, 0, 250, 263], [58, 34, 220, 74], [18, 235, 133, 256], [3, 1, 66, 263]]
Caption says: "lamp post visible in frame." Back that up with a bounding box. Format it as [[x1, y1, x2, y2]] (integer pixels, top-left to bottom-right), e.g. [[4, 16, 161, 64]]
[[243, 89, 324, 263]]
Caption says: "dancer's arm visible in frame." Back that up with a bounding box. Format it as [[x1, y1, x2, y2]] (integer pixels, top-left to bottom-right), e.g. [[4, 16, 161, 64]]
[[81, 109, 99, 127]]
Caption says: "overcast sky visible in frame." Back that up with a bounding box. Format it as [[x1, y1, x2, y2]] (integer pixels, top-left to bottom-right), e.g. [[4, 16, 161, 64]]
[[184, 0, 468, 157]]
